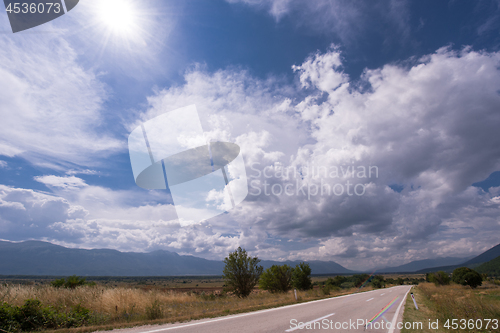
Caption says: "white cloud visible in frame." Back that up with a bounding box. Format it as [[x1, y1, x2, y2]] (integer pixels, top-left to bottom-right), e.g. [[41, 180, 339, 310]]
[[126, 45, 500, 268], [2, 44, 500, 269], [226, 0, 410, 44], [0, 160, 7, 168], [66, 169, 100, 176], [34, 175, 88, 190], [292, 45, 348, 93], [0, 34, 121, 166]]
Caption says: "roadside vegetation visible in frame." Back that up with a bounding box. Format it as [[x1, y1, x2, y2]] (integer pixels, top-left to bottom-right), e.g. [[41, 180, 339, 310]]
[[0, 278, 374, 332], [0, 247, 402, 332], [402, 268, 500, 333]]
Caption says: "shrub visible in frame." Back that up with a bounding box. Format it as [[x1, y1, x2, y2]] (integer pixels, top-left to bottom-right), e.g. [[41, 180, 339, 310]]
[[0, 302, 20, 332], [428, 271, 451, 286], [223, 247, 263, 298], [292, 262, 312, 291], [0, 299, 91, 332], [452, 267, 482, 289], [340, 281, 355, 289], [352, 274, 369, 288], [259, 264, 293, 293], [325, 276, 346, 288], [371, 275, 385, 288], [51, 275, 91, 289]]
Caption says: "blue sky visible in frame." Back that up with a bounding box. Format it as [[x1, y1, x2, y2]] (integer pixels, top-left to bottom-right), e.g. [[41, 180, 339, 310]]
[[1, 0, 500, 270]]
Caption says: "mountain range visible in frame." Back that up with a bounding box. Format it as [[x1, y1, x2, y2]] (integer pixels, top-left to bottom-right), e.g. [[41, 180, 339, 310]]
[[376, 256, 472, 273], [414, 243, 500, 273], [1, 240, 498, 276], [0, 241, 352, 276]]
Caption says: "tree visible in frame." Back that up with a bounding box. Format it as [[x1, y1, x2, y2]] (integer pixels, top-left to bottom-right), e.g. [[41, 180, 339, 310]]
[[428, 271, 450, 286], [223, 247, 263, 298], [452, 267, 482, 289], [352, 274, 370, 288], [51, 275, 89, 289], [292, 262, 312, 290], [325, 276, 346, 288], [259, 265, 293, 293], [371, 275, 385, 288]]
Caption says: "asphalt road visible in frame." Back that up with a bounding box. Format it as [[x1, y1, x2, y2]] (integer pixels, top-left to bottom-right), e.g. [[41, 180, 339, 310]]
[[101, 285, 412, 333]]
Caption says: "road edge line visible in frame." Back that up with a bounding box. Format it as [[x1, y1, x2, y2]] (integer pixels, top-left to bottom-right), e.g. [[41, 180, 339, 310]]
[[388, 286, 412, 333], [136, 286, 403, 333]]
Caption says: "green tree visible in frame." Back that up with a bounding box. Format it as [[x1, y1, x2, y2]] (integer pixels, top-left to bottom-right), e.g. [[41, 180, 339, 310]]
[[371, 275, 385, 288], [352, 274, 370, 288], [51, 275, 87, 289], [325, 275, 346, 288], [452, 267, 482, 289], [428, 271, 450, 286], [292, 262, 312, 290], [223, 247, 263, 298], [259, 264, 293, 293], [51, 278, 66, 288]]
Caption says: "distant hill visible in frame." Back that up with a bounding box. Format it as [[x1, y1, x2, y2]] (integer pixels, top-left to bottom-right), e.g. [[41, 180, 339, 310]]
[[476, 256, 500, 276], [461, 243, 500, 265], [0, 241, 353, 276], [415, 242, 500, 273], [377, 257, 470, 273], [261, 260, 352, 275]]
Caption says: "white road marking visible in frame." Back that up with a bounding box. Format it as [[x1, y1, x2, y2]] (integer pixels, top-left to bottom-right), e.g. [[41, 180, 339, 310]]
[[381, 293, 385, 296], [285, 313, 335, 332], [366, 298, 374, 302], [388, 287, 412, 333], [132, 286, 402, 333]]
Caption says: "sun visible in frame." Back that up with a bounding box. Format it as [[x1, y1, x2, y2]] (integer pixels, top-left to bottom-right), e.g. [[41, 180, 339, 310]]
[[97, 0, 138, 35]]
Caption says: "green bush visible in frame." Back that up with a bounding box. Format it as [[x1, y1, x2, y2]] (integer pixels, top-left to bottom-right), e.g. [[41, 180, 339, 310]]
[[428, 271, 451, 286], [259, 264, 293, 293], [51, 275, 93, 289], [452, 267, 482, 289], [291, 262, 312, 291], [352, 274, 370, 288], [0, 299, 91, 332], [223, 247, 263, 298], [0, 302, 20, 332], [325, 276, 346, 288], [371, 275, 385, 288], [340, 281, 355, 289]]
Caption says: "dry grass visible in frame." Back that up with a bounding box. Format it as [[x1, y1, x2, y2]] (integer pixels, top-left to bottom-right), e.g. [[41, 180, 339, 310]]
[[402, 282, 500, 333], [0, 283, 365, 332]]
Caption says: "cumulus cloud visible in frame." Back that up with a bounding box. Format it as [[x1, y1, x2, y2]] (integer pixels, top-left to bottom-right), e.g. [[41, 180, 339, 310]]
[[0, 183, 254, 257], [0, 185, 88, 241], [125, 45, 500, 269], [2, 44, 500, 269]]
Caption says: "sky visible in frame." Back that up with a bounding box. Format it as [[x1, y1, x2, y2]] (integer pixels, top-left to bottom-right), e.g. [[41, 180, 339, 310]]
[[0, 0, 500, 271]]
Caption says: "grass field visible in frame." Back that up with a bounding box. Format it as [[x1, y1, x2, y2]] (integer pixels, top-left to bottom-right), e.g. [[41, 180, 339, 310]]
[[0, 276, 377, 333], [402, 282, 500, 333]]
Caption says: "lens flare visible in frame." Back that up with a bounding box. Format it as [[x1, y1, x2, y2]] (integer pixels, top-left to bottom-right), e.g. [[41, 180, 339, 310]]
[[97, 0, 137, 35]]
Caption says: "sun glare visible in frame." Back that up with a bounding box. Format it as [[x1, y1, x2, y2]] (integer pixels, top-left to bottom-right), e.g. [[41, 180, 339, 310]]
[[97, 0, 137, 35]]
